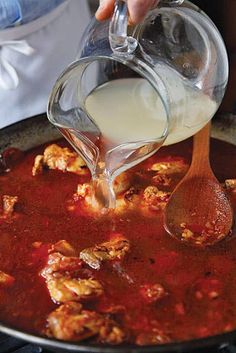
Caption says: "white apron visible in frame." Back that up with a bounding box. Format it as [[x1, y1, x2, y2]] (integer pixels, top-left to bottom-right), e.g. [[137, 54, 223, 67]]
[[0, 0, 91, 129]]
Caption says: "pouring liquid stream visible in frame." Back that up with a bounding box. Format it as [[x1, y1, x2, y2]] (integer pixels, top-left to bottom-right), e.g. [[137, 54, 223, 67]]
[[85, 77, 168, 209]]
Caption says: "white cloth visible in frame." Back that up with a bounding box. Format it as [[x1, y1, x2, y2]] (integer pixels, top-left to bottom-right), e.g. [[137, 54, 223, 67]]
[[0, 0, 91, 129]]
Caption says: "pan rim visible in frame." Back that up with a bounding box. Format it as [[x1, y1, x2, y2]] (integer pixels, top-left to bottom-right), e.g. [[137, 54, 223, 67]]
[[0, 321, 236, 353]]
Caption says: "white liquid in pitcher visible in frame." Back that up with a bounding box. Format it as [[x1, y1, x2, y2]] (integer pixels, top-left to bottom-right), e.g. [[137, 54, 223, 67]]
[[84, 73, 217, 209], [86, 77, 217, 146], [86, 78, 167, 144]]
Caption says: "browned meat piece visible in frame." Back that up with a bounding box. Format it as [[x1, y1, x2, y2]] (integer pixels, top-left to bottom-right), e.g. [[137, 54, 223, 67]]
[[44, 144, 86, 172], [0, 271, 15, 286], [32, 144, 87, 176], [143, 186, 170, 210], [98, 317, 126, 345], [143, 186, 169, 203], [74, 175, 130, 207], [76, 183, 92, 199], [150, 160, 188, 175], [136, 329, 171, 346], [72, 183, 98, 212], [140, 283, 167, 303], [225, 179, 236, 191], [152, 174, 171, 187], [49, 240, 77, 257], [80, 234, 130, 270], [32, 155, 44, 176], [40, 252, 83, 279], [47, 276, 76, 303], [72, 178, 131, 215], [124, 187, 141, 203], [46, 301, 126, 344], [47, 276, 103, 303], [2, 195, 18, 218], [46, 301, 104, 341], [41, 240, 103, 304]]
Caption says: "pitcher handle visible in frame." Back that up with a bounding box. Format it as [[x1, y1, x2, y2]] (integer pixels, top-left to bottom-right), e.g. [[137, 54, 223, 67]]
[[109, 0, 185, 55], [109, 0, 137, 55]]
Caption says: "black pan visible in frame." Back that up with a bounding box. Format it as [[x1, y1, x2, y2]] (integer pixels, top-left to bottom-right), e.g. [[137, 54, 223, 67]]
[[0, 113, 236, 353]]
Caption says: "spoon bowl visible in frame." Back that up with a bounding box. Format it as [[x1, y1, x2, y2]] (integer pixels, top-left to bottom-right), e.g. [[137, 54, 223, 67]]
[[164, 123, 234, 247]]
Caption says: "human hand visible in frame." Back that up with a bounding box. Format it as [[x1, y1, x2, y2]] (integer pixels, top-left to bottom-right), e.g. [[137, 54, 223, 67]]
[[96, 0, 159, 25]]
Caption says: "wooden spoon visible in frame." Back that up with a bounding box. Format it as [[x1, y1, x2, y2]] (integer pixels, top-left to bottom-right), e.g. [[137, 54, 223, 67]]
[[164, 122, 234, 247]]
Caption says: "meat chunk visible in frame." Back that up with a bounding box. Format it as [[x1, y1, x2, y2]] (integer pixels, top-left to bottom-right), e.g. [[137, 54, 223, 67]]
[[74, 178, 130, 211], [32, 144, 87, 176], [72, 181, 130, 215], [136, 329, 171, 346], [0, 271, 15, 286], [140, 283, 167, 303], [152, 174, 171, 187], [143, 186, 170, 210], [46, 301, 104, 341], [49, 240, 77, 257], [43, 144, 85, 172], [46, 301, 126, 344], [99, 317, 126, 345], [80, 234, 130, 270], [124, 187, 141, 203], [76, 183, 91, 199], [40, 252, 83, 279], [40, 241, 103, 304], [73, 183, 101, 212], [32, 155, 44, 176], [2, 195, 18, 218], [47, 276, 103, 303], [150, 160, 188, 175]]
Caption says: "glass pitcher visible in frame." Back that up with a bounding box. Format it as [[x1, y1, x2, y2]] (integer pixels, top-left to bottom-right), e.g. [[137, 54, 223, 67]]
[[47, 0, 228, 209]]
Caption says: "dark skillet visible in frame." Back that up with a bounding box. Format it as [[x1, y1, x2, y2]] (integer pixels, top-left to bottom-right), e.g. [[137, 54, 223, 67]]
[[0, 113, 236, 353]]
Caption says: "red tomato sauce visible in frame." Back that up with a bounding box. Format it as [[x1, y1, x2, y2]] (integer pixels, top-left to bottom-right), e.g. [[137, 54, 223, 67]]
[[0, 138, 236, 345]]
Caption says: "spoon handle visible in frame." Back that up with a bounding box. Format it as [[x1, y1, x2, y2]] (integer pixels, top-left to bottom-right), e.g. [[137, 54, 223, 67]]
[[190, 121, 211, 175]]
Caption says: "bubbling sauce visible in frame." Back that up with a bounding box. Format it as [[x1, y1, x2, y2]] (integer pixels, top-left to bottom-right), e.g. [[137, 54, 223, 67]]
[[0, 138, 236, 346]]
